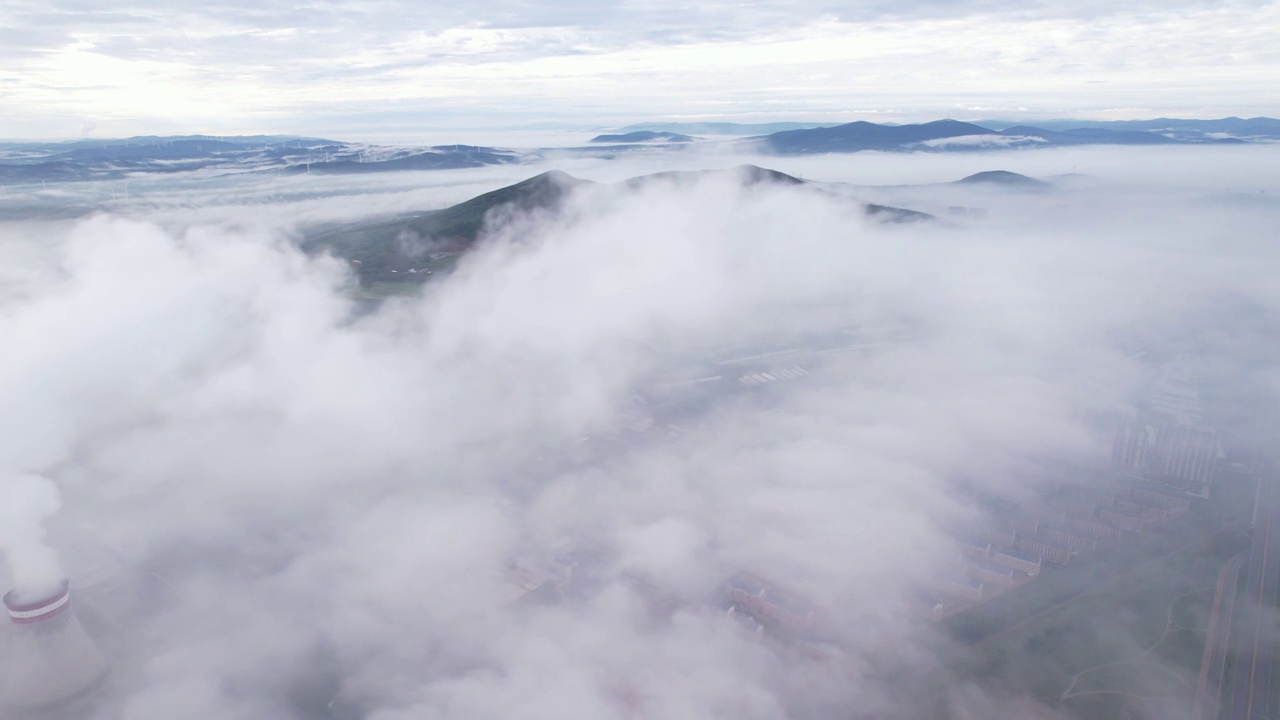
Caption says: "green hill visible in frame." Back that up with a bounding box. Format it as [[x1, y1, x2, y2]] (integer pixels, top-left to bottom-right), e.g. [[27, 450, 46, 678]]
[[956, 170, 1052, 189], [304, 170, 587, 274], [304, 165, 932, 283]]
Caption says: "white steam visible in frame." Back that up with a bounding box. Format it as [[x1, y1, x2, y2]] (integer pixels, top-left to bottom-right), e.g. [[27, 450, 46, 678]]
[[0, 473, 65, 601], [0, 145, 1276, 718]]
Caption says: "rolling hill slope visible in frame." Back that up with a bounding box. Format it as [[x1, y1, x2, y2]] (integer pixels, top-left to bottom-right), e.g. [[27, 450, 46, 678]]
[[761, 120, 995, 154], [304, 165, 933, 280], [753, 117, 1269, 154]]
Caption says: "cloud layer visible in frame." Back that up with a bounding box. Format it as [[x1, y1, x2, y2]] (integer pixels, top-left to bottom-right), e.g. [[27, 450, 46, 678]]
[[1, 0, 1278, 138], [1, 147, 1279, 718]]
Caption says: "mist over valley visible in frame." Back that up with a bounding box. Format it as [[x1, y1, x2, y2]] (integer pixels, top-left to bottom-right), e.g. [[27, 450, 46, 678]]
[[1, 136, 1278, 720], [3, 1, 1280, 716]]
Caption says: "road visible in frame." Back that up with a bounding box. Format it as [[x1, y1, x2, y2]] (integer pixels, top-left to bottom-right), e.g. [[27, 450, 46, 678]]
[[1228, 473, 1280, 720], [1195, 553, 1244, 720]]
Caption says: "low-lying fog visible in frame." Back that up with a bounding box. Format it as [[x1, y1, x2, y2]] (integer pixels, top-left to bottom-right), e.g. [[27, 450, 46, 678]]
[[1, 144, 1278, 719]]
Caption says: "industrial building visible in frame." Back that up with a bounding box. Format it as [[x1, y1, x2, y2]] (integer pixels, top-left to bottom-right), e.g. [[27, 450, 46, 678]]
[[946, 443, 1206, 622], [959, 537, 993, 559], [2, 581, 107, 711], [965, 558, 1021, 591], [1146, 364, 1204, 425], [938, 570, 986, 602], [992, 546, 1043, 576], [1058, 501, 1100, 520], [1130, 484, 1194, 512], [1099, 506, 1157, 532], [914, 591, 949, 622], [724, 572, 819, 634], [994, 509, 1047, 537], [1112, 497, 1169, 520], [1037, 525, 1098, 552], [722, 604, 767, 638], [1148, 423, 1221, 490], [1109, 419, 1222, 495], [978, 525, 1017, 547], [1112, 422, 1154, 475], [1014, 534, 1076, 566], [1063, 515, 1122, 541]]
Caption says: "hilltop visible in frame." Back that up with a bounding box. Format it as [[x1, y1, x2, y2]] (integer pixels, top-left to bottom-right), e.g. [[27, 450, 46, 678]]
[[761, 120, 994, 154], [303, 165, 932, 281], [304, 170, 585, 275], [956, 171, 1052, 189], [621, 164, 806, 189]]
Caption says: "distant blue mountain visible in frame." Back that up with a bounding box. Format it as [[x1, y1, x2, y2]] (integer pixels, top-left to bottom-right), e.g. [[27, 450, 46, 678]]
[[754, 117, 1271, 154], [284, 145, 519, 174], [0, 135, 521, 183], [997, 125, 1185, 146], [5, 116, 1272, 185], [978, 117, 1280, 141], [618, 121, 842, 135], [0, 134, 323, 148], [590, 131, 694, 143], [760, 120, 997, 154], [955, 170, 1052, 189]]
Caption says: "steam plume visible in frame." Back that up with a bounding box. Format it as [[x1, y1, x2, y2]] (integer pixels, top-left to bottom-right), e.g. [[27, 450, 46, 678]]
[[0, 472, 65, 602]]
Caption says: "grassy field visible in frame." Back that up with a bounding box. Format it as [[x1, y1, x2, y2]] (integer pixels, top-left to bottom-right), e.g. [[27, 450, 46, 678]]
[[947, 472, 1258, 720], [952, 524, 1236, 719], [347, 280, 427, 301]]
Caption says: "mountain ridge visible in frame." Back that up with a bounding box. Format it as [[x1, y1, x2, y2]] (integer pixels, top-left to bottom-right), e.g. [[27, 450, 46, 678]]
[[956, 170, 1052, 189], [304, 165, 932, 280], [760, 120, 994, 154], [753, 117, 1277, 155], [590, 131, 694, 144], [616, 121, 842, 135], [0, 136, 522, 183]]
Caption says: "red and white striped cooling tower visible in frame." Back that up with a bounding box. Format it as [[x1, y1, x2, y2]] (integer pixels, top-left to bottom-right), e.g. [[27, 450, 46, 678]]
[[2, 580, 107, 710]]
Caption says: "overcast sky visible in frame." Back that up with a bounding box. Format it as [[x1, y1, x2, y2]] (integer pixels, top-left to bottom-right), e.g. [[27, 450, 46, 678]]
[[1, 1, 1278, 139]]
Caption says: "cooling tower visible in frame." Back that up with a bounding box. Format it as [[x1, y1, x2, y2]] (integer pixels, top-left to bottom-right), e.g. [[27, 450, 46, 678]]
[[2, 580, 107, 710]]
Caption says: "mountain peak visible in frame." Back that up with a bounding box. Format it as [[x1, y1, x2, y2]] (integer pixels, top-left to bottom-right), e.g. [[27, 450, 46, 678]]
[[760, 119, 998, 154], [925, 119, 990, 129], [734, 164, 806, 185], [526, 169, 579, 185], [956, 170, 1051, 188]]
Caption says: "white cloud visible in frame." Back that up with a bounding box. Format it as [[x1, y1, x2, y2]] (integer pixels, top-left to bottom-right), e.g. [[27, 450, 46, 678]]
[[0, 1, 1277, 138], [1, 146, 1279, 717], [916, 134, 1048, 148]]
